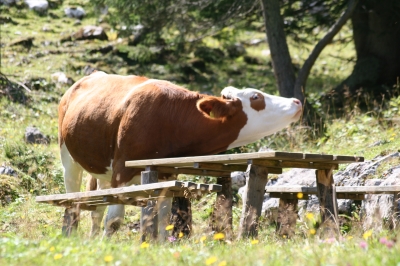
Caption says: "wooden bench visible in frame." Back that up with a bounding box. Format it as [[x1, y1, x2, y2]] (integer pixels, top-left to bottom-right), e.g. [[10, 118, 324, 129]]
[[265, 185, 400, 236], [36, 181, 221, 237], [125, 151, 364, 239]]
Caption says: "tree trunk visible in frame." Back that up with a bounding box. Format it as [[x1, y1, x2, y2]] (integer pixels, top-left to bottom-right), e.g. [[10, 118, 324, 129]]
[[332, 1, 400, 107], [260, 0, 296, 98]]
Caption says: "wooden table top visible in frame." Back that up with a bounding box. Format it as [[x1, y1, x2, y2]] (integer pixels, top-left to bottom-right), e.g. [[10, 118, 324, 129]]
[[125, 151, 364, 177]]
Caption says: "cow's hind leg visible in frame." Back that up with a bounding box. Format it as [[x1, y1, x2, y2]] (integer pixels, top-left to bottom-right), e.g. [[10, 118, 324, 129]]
[[60, 143, 84, 236]]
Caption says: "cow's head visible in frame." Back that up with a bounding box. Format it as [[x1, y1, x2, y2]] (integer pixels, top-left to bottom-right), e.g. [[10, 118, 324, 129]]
[[197, 86, 302, 147]]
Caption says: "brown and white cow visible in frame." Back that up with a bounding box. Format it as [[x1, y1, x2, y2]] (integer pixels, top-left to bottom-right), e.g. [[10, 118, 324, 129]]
[[58, 71, 302, 237]]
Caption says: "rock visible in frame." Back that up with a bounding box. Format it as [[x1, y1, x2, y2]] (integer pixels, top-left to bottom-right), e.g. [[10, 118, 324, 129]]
[[24, 126, 50, 144], [64, 6, 86, 19], [8, 37, 34, 50], [0, 0, 16, 6], [83, 65, 97, 76], [231, 171, 246, 190], [73, 20, 82, 26], [51, 72, 74, 85], [226, 43, 246, 58], [24, 0, 48, 13], [62, 26, 108, 42], [0, 166, 17, 177], [362, 166, 400, 230]]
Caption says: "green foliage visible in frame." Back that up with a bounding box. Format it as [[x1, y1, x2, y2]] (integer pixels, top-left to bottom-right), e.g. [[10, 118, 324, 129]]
[[2, 142, 64, 195], [0, 176, 19, 206]]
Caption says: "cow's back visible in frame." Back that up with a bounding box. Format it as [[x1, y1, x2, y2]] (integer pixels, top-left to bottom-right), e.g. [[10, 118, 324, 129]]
[[58, 72, 149, 174]]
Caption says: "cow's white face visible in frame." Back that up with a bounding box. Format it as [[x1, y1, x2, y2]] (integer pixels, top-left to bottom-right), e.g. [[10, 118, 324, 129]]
[[221, 86, 302, 148]]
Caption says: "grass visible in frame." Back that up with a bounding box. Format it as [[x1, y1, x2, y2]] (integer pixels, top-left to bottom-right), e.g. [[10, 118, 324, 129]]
[[1, 1, 400, 265]]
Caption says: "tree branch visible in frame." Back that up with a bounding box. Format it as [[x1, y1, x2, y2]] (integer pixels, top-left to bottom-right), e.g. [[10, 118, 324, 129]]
[[294, 0, 359, 101]]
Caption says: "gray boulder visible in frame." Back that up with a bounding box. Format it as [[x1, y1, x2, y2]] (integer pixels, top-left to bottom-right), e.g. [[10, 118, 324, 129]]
[[0, 166, 17, 177], [24, 0, 48, 13], [64, 6, 86, 19], [24, 126, 50, 144]]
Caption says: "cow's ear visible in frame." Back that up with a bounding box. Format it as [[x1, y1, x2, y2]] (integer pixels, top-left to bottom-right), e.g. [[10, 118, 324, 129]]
[[197, 97, 237, 119]]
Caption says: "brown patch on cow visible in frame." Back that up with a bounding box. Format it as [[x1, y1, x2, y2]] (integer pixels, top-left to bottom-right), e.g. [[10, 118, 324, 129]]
[[250, 92, 266, 111], [59, 73, 248, 187]]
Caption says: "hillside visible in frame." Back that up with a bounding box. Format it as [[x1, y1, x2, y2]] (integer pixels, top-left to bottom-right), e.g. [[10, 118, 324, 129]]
[[1, 1, 400, 265]]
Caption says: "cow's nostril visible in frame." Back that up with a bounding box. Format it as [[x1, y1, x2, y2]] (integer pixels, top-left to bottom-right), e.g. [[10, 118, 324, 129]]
[[293, 99, 301, 106]]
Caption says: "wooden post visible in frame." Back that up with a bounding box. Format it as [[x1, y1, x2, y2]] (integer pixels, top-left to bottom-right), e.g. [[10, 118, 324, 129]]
[[276, 198, 298, 237], [141, 169, 158, 242], [170, 197, 192, 238], [211, 176, 233, 239], [238, 164, 269, 238], [316, 168, 339, 238], [62, 206, 79, 237]]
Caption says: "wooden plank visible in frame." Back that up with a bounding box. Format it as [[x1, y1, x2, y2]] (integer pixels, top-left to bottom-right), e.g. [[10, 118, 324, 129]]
[[316, 169, 339, 238], [249, 159, 339, 170], [336, 186, 400, 193], [194, 162, 247, 172], [276, 198, 298, 238], [336, 193, 365, 200], [125, 152, 364, 168], [265, 186, 400, 194], [239, 165, 269, 238], [146, 166, 231, 177], [35, 181, 184, 202], [269, 192, 311, 200], [141, 170, 159, 242]]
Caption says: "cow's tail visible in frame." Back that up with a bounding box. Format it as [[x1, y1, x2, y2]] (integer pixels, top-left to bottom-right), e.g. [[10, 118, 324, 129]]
[[86, 175, 97, 191]]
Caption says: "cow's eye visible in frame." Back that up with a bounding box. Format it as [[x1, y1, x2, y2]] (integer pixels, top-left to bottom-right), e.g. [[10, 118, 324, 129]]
[[252, 94, 259, 100]]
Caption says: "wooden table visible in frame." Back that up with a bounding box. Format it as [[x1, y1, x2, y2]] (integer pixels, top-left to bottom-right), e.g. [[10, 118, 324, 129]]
[[126, 151, 364, 238]]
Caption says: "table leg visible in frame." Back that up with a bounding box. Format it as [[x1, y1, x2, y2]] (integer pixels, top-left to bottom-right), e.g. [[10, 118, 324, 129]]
[[238, 164, 269, 238], [62, 206, 79, 237], [316, 168, 339, 238], [141, 170, 158, 242], [170, 197, 192, 238], [277, 198, 298, 237], [211, 176, 233, 239]]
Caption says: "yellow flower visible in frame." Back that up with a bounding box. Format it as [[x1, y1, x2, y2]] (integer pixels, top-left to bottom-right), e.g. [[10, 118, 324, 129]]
[[297, 192, 304, 199], [363, 230, 373, 240], [206, 256, 217, 265], [200, 236, 207, 242], [346, 236, 353, 240], [54, 253, 63, 260], [218, 261, 227, 266], [165, 224, 174, 231], [140, 242, 150, 249], [390, 137, 394, 141], [213, 233, 225, 240], [49, 246, 55, 252], [179, 232, 184, 238], [306, 213, 314, 220], [309, 229, 316, 235], [251, 239, 259, 245], [104, 255, 113, 262]]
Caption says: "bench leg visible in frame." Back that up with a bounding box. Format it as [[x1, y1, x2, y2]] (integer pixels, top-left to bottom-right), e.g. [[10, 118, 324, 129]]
[[316, 169, 339, 238], [277, 198, 298, 238], [170, 197, 192, 238], [62, 207, 79, 237], [211, 176, 233, 239], [140, 170, 158, 242], [238, 164, 268, 238]]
